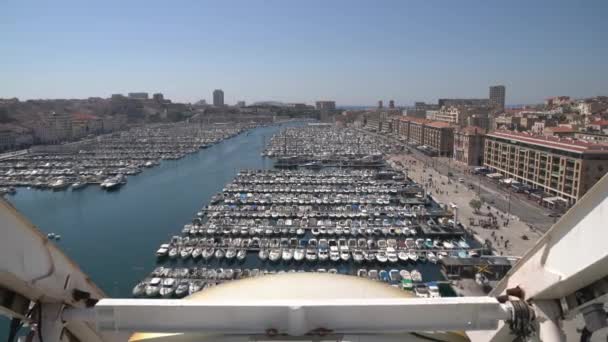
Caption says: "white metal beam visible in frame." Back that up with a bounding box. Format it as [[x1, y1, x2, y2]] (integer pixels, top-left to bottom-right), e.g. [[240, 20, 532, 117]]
[[64, 297, 512, 336], [469, 173, 608, 341]]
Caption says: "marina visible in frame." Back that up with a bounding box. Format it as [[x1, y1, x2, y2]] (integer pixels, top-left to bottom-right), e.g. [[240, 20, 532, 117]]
[[263, 125, 403, 168], [133, 126, 484, 299], [0, 122, 258, 192], [7, 123, 484, 301], [5, 123, 293, 297]]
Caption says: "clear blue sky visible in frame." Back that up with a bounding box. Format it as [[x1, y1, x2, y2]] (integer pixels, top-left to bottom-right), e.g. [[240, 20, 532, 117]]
[[1, 0, 607, 106]]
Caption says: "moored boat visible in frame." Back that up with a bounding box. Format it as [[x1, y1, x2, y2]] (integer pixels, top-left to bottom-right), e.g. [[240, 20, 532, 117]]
[[132, 281, 146, 297]]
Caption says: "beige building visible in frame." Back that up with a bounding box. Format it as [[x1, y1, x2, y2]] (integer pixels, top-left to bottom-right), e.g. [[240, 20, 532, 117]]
[[72, 113, 103, 139], [545, 96, 572, 108], [484, 130, 608, 204], [0, 129, 17, 151], [392, 117, 454, 156], [366, 111, 395, 132], [434, 106, 489, 127], [577, 101, 608, 116], [453, 126, 486, 166], [33, 112, 73, 144], [102, 115, 127, 133], [433, 106, 463, 125]]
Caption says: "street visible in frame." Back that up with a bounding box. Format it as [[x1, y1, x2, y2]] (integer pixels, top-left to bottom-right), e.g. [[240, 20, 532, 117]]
[[361, 129, 555, 232]]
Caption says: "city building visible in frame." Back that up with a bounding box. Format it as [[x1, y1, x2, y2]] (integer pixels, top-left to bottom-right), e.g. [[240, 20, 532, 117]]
[[489, 85, 506, 110], [392, 117, 454, 156], [543, 126, 577, 138], [102, 115, 127, 133], [378, 100, 383, 109], [213, 89, 224, 107], [433, 106, 465, 126], [425, 110, 439, 120], [236, 101, 246, 107], [573, 132, 608, 144], [467, 113, 493, 131], [545, 96, 572, 108], [0, 128, 17, 152], [194, 99, 207, 107], [153, 93, 164, 102], [453, 126, 486, 166], [288, 103, 307, 109], [365, 111, 400, 133], [128, 92, 149, 100], [0, 124, 34, 151], [586, 120, 608, 133], [71, 113, 103, 139], [389, 100, 395, 109], [33, 112, 73, 144], [438, 98, 489, 107], [405, 102, 439, 119], [484, 130, 608, 204], [315, 101, 336, 111], [577, 100, 608, 116], [433, 106, 489, 127]]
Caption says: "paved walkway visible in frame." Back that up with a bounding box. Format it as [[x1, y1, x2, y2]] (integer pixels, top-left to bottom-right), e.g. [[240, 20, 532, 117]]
[[358, 129, 555, 233], [389, 154, 542, 257]]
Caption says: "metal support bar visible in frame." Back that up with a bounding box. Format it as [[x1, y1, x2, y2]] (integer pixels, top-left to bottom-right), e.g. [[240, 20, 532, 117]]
[[535, 300, 566, 342], [64, 297, 513, 335]]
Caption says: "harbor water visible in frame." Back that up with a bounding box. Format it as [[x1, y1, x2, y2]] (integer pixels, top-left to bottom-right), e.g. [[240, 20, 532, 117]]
[[5, 124, 287, 297], [6, 122, 448, 297]]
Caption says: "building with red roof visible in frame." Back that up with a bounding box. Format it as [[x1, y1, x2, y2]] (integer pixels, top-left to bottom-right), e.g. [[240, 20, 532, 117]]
[[392, 116, 454, 156], [543, 125, 578, 138], [484, 130, 608, 203], [587, 120, 608, 132]]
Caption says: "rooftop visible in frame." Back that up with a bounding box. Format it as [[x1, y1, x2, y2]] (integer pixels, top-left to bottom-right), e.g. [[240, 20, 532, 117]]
[[590, 120, 608, 127], [547, 126, 577, 133], [426, 121, 453, 129], [487, 130, 608, 154], [398, 116, 453, 129], [398, 116, 429, 124], [72, 113, 99, 121], [457, 126, 487, 135]]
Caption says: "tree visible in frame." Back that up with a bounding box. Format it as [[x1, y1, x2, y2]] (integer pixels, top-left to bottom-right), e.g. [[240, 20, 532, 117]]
[[469, 199, 482, 213]]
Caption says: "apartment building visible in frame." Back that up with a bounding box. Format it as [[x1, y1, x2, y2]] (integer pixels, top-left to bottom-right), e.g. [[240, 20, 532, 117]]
[[315, 101, 336, 111], [489, 85, 506, 111], [454, 126, 486, 166], [392, 117, 454, 156], [434, 106, 490, 127], [213, 89, 225, 107], [366, 111, 395, 132], [33, 112, 73, 144], [484, 130, 608, 204], [438, 98, 489, 107], [128, 92, 149, 100], [72, 113, 103, 139]]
